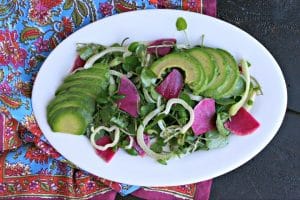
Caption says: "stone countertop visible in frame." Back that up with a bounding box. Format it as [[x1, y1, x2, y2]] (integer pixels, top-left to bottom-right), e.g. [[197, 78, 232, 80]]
[[117, 1, 300, 199]]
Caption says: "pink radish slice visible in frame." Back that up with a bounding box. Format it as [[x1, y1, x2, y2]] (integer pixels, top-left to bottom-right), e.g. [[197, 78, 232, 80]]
[[71, 55, 85, 72], [192, 98, 216, 136], [117, 76, 140, 118], [132, 134, 150, 157], [95, 136, 118, 163], [224, 107, 260, 135], [156, 69, 184, 100], [147, 38, 176, 56]]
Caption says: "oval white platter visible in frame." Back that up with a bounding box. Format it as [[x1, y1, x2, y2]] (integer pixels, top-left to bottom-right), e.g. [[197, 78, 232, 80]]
[[32, 10, 287, 186]]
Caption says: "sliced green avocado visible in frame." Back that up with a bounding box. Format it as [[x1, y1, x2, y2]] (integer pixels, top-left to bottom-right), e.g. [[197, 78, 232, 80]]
[[55, 78, 106, 95], [216, 49, 239, 98], [229, 75, 246, 97], [150, 52, 206, 92], [201, 48, 230, 98], [64, 68, 109, 83], [48, 107, 92, 135], [47, 94, 95, 114], [57, 87, 98, 99], [47, 98, 95, 120], [187, 48, 218, 92]]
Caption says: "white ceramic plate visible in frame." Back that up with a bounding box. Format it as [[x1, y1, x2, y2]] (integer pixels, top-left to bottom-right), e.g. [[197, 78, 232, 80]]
[[32, 10, 287, 186]]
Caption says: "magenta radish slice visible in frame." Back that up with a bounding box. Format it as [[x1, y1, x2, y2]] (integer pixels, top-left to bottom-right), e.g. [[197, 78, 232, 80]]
[[132, 134, 150, 157], [224, 107, 260, 135], [117, 76, 140, 117], [71, 55, 85, 72], [156, 69, 184, 100], [147, 38, 176, 56], [95, 136, 118, 163], [192, 98, 216, 136]]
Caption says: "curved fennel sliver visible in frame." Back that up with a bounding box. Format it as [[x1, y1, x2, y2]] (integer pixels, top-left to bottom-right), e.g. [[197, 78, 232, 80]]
[[83, 47, 130, 69], [229, 60, 251, 116], [90, 126, 120, 151], [137, 98, 195, 160], [125, 135, 134, 150], [162, 98, 195, 133], [137, 107, 172, 160]]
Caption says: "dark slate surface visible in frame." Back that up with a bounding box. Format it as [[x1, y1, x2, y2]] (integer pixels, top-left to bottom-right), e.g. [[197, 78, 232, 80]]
[[116, 1, 300, 199]]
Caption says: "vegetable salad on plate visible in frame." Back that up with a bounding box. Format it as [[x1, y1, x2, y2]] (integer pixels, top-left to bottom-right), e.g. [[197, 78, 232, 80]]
[[47, 18, 262, 164]]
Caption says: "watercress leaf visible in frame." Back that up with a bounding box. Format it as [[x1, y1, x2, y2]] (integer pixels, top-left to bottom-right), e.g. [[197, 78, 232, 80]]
[[140, 104, 156, 117], [125, 148, 138, 156], [216, 112, 231, 136], [111, 94, 125, 101], [145, 114, 167, 130], [176, 17, 187, 31], [150, 137, 164, 153], [109, 57, 123, 67], [99, 105, 117, 125], [135, 44, 147, 58], [141, 68, 157, 88], [96, 90, 109, 104], [120, 140, 129, 148], [205, 130, 229, 149], [76, 43, 106, 60], [110, 114, 129, 129], [150, 86, 160, 100], [215, 98, 236, 106], [122, 55, 139, 72], [179, 92, 194, 107], [128, 42, 140, 52], [157, 159, 168, 165]]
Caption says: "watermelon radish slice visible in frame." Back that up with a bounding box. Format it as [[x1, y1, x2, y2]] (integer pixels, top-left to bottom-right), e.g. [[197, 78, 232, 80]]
[[132, 134, 150, 157], [147, 38, 176, 56], [95, 136, 118, 163], [71, 55, 86, 72], [117, 76, 140, 117], [192, 98, 216, 135], [156, 69, 184, 100], [224, 107, 260, 135]]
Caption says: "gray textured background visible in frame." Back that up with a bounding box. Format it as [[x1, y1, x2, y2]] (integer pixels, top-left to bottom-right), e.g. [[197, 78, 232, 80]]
[[117, 0, 300, 199]]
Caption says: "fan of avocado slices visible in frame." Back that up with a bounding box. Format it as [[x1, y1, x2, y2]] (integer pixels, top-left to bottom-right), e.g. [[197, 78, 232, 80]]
[[47, 17, 262, 164]]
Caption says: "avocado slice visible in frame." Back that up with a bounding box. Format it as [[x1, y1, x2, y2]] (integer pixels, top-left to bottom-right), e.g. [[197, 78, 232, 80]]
[[64, 67, 109, 83], [48, 107, 93, 135], [57, 87, 98, 99], [47, 98, 95, 120], [55, 78, 106, 95], [47, 94, 95, 114], [187, 48, 218, 92], [150, 52, 206, 93], [216, 49, 239, 98], [201, 48, 231, 99]]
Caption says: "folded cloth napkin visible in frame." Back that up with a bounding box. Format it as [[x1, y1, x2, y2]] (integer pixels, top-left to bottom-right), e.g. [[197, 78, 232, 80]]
[[0, 0, 216, 199]]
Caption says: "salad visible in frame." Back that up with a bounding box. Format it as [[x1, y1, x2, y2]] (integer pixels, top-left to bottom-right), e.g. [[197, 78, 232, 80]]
[[47, 17, 262, 164]]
